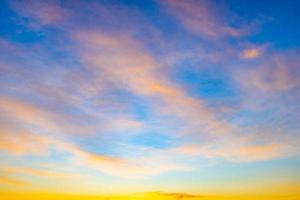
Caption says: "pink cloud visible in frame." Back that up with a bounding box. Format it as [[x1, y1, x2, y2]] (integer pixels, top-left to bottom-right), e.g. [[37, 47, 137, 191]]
[[12, 0, 69, 27], [238, 52, 300, 92], [161, 0, 251, 38]]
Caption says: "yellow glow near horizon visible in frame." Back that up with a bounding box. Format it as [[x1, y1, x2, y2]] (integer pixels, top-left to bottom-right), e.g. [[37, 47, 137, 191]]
[[0, 191, 299, 200]]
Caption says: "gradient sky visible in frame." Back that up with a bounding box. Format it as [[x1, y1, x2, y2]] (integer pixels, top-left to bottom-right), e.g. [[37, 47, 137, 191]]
[[0, 0, 300, 199]]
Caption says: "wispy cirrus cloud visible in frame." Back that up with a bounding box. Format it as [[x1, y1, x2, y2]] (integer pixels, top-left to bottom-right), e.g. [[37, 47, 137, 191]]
[[161, 0, 253, 38], [0, 131, 51, 156], [11, 0, 70, 28], [0, 176, 28, 187], [238, 52, 300, 92], [175, 142, 288, 162]]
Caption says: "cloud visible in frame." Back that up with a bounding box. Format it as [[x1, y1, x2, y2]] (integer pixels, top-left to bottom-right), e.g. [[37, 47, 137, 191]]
[[0, 96, 135, 177], [0, 126, 128, 177], [161, 0, 251, 38], [238, 52, 300, 91], [1, 166, 71, 180], [0, 131, 51, 155], [175, 140, 289, 162], [0, 176, 28, 186], [0, 81, 143, 135], [0, 96, 59, 132], [60, 140, 193, 178], [241, 47, 265, 59], [141, 191, 204, 199], [11, 0, 69, 27]]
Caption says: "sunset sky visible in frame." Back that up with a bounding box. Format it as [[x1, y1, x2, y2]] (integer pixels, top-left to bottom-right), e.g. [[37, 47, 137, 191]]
[[0, 0, 300, 199]]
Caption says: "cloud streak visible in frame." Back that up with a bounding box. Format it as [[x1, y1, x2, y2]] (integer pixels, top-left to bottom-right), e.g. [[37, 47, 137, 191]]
[[161, 0, 252, 38]]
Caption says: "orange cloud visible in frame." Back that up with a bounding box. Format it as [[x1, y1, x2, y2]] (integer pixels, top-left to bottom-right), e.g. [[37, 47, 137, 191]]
[[2, 166, 70, 180], [0, 176, 28, 186], [56, 140, 125, 166], [176, 141, 289, 162], [241, 47, 264, 59], [235, 143, 284, 161], [0, 131, 52, 155]]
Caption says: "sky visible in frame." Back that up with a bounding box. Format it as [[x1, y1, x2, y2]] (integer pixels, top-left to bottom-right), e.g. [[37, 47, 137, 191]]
[[0, 0, 300, 199]]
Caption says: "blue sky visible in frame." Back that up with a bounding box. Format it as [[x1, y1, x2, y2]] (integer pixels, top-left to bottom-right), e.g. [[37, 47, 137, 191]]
[[0, 0, 300, 197]]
